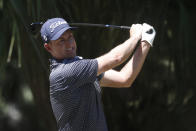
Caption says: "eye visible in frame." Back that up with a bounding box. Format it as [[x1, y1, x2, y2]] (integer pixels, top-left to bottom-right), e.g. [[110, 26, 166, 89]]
[[58, 39, 65, 45], [64, 36, 73, 43], [69, 35, 74, 40]]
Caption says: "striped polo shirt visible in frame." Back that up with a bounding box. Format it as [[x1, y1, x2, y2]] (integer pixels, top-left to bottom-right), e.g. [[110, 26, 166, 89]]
[[49, 56, 108, 131]]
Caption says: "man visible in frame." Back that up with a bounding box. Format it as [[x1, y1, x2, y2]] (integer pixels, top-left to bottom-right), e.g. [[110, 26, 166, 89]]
[[40, 18, 156, 131]]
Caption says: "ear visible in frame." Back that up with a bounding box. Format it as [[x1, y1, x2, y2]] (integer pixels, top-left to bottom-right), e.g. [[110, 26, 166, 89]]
[[44, 43, 52, 52]]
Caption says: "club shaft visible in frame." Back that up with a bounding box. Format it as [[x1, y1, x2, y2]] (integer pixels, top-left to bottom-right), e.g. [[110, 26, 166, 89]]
[[29, 22, 131, 32], [69, 23, 131, 30]]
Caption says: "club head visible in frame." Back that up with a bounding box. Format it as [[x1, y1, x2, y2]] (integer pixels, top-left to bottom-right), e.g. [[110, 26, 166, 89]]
[[29, 22, 43, 34]]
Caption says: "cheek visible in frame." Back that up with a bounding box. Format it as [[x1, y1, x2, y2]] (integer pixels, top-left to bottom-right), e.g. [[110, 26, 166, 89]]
[[64, 40, 77, 49], [53, 45, 64, 53], [73, 40, 77, 48]]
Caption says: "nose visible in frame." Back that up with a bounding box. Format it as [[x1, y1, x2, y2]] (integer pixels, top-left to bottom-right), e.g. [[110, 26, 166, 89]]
[[69, 37, 74, 43], [65, 37, 75, 48]]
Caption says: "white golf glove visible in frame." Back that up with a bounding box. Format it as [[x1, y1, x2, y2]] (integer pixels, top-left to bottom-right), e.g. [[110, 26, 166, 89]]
[[141, 23, 156, 47]]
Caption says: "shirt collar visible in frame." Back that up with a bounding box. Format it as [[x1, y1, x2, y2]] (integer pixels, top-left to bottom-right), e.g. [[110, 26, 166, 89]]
[[49, 56, 83, 70]]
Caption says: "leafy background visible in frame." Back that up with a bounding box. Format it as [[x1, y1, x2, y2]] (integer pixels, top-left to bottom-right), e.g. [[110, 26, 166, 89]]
[[0, 0, 196, 131]]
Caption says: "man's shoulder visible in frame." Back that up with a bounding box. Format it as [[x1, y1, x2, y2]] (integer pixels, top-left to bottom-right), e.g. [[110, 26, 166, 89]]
[[49, 57, 98, 80], [50, 63, 71, 78]]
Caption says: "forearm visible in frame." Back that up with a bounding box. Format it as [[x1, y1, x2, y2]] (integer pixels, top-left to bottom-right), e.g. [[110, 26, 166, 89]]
[[109, 36, 140, 63], [97, 36, 140, 75], [120, 42, 150, 87]]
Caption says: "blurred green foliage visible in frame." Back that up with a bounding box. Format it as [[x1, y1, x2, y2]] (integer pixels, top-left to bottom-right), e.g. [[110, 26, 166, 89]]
[[0, 0, 196, 131]]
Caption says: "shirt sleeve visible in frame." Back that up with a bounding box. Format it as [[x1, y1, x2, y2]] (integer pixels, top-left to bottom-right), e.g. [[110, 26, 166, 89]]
[[70, 59, 98, 86]]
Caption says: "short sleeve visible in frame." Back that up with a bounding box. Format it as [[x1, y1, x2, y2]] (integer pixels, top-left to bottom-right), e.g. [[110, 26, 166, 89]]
[[70, 59, 98, 86]]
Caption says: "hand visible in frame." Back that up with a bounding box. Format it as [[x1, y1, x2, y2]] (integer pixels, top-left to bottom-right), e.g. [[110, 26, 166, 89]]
[[130, 24, 143, 40], [141, 23, 156, 47]]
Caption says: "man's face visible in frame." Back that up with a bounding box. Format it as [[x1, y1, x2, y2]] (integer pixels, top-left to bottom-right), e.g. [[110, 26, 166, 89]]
[[45, 29, 77, 59]]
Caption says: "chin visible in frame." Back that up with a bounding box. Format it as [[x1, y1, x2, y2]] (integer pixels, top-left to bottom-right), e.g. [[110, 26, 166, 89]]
[[65, 54, 76, 59]]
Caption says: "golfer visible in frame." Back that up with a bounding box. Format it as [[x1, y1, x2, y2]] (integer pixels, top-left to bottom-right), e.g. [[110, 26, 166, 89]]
[[40, 18, 156, 131]]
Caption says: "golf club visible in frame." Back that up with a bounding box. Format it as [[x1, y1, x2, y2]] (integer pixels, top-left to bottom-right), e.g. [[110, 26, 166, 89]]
[[30, 22, 153, 33]]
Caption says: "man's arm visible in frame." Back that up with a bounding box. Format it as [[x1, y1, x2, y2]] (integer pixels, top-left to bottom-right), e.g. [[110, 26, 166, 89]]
[[100, 41, 150, 87], [96, 24, 143, 75], [99, 23, 156, 87]]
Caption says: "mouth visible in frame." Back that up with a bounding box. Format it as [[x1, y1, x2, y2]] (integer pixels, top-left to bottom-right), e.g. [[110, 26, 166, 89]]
[[66, 48, 73, 51], [65, 48, 75, 54]]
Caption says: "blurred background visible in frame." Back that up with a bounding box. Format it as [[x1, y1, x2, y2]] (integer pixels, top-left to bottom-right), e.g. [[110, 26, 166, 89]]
[[0, 0, 196, 130]]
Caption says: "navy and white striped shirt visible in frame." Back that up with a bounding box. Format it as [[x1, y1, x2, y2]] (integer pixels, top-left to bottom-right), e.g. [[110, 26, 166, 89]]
[[49, 56, 108, 131]]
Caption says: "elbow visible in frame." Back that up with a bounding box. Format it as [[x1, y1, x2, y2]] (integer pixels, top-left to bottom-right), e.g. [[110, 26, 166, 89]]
[[120, 76, 133, 88], [121, 82, 133, 88]]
